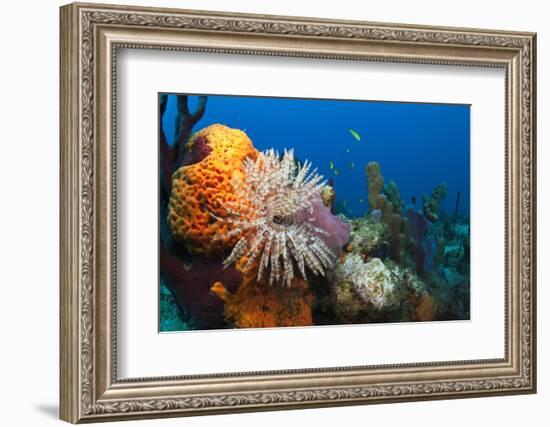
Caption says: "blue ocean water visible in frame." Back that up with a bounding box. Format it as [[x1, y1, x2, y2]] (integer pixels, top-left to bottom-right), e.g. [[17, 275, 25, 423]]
[[162, 94, 470, 219]]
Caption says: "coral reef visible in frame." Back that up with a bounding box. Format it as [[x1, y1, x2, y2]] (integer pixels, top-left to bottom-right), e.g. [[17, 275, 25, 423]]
[[327, 253, 432, 322], [168, 124, 259, 257], [166, 125, 350, 327], [324, 160, 469, 323], [422, 182, 448, 222], [363, 164, 456, 280], [158, 96, 470, 330], [218, 148, 350, 287], [347, 217, 389, 259], [329, 280, 367, 323], [336, 255, 402, 310]]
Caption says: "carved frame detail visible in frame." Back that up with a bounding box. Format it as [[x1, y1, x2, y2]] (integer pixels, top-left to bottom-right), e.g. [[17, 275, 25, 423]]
[[60, 2, 536, 423]]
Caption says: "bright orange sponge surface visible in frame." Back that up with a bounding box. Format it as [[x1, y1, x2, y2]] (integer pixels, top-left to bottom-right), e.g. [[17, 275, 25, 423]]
[[168, 124, 259, 257], [211, 275, 313, 328]]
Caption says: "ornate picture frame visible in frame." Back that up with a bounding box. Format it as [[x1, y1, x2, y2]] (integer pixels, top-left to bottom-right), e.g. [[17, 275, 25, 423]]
[[60, 2, 536, 423]]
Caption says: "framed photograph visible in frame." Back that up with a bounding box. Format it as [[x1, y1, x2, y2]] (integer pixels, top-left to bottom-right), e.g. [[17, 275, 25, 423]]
[[60, 2, 537, 423]]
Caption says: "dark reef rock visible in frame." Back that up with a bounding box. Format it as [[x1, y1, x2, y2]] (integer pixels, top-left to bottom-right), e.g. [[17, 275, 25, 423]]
[[160, 246, 241, 329]]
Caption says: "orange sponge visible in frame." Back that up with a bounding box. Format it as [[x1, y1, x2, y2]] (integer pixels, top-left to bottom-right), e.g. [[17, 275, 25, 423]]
[[211, 275, 313, 328], [168, 124, 258, 257], [209, 256, 313, 328]]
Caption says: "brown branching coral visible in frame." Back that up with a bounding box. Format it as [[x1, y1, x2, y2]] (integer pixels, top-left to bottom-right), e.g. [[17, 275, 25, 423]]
[[174, 96, 208, 167], [160, 95, 208, 251], [160, 95, 207, 200]]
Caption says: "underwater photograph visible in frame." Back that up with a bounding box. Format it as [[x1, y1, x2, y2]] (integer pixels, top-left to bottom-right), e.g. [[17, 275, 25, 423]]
[[159, 93, 470, 332]]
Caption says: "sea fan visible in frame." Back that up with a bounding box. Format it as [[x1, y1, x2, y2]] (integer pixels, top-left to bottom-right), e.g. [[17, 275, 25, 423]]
[[216, 149, 338, 287]]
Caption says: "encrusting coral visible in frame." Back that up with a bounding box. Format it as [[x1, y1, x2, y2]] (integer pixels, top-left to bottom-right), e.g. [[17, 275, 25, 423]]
[[336, 255, 402, 310], [168, 124, 259, 257], [328, 253, 433, 322], [330, 281, 367, 323], [347, 217, 389, 259]]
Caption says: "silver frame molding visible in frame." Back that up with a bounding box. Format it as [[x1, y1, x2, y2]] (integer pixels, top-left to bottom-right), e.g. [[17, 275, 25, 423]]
[[60, 2, 537, 423]]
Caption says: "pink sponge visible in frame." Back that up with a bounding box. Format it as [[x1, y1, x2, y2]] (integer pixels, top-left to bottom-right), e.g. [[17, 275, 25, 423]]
[[307, 198, 351, 255]]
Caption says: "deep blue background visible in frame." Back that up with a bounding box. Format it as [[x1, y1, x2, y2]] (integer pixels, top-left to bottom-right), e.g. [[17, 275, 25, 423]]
[[162, 94, 470, 218]]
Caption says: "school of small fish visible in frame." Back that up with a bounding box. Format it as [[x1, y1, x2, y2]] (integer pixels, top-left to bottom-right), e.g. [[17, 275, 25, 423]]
[[328, 129, 362, 177]]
